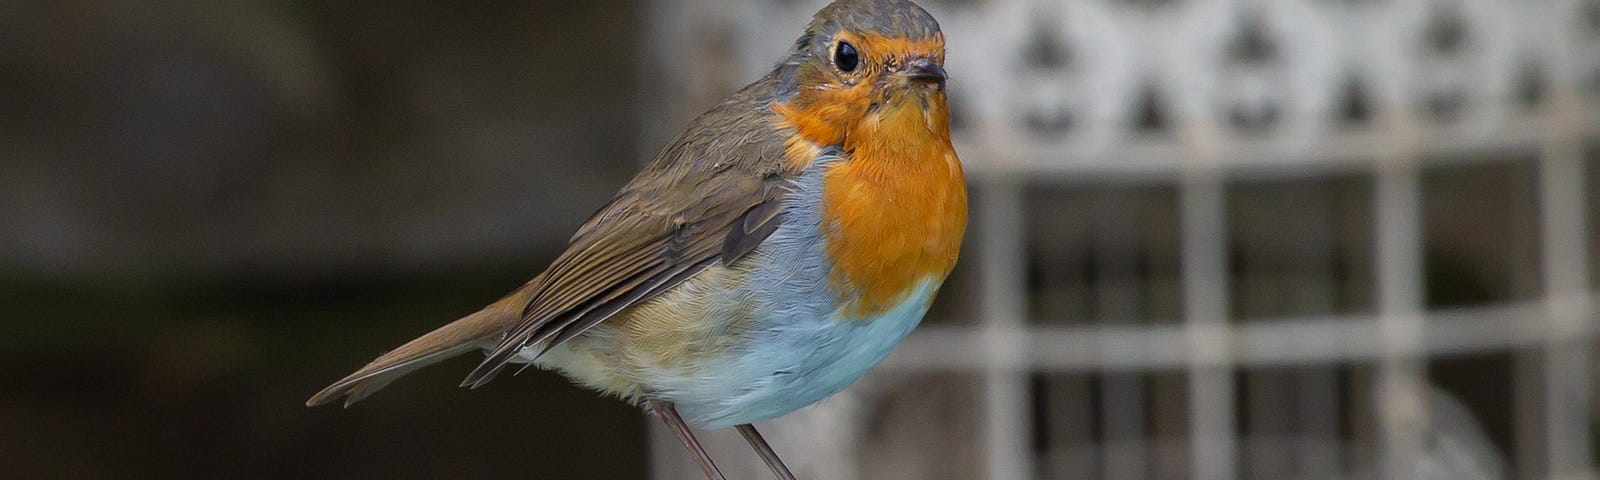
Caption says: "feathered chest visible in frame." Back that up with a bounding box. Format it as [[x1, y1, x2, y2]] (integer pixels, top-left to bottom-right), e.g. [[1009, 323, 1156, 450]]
[[770, 79, 967, 318], [818, 122, 966, 317]]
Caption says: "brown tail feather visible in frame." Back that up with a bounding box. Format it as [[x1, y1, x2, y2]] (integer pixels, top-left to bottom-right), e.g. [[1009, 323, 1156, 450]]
[[305, 284, 535, 407]]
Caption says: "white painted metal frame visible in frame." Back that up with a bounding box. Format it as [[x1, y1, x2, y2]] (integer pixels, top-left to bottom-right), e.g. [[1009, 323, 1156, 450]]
[[644, 0, 1600, 478]]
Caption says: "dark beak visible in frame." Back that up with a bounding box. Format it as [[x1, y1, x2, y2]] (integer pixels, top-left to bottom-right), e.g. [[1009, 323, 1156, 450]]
[[904, 58, 947, 88]]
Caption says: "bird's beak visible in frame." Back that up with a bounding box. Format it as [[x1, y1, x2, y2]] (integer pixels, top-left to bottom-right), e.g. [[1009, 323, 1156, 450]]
[[902, 58, 947, 89]]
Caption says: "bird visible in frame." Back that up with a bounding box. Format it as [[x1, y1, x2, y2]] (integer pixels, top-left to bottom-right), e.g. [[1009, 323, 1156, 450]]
[[305, 1, 964, 478]]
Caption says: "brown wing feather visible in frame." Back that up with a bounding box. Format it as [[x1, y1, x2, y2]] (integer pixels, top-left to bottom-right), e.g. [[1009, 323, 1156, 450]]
[[460, 80, 796, 388], [723, 196, 786, 262], [308, 73, 799, 407]]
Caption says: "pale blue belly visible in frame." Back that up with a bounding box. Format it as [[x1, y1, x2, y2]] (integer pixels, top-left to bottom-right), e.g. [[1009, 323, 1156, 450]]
[[669, 278, 937, 429], [644, 154, 937, 429]]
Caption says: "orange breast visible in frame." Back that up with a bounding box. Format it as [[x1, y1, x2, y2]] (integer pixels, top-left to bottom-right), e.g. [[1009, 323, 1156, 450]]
[[819, 100, 966, 318]]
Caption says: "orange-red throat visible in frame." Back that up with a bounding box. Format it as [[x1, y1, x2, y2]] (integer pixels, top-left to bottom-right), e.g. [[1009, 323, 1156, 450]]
[[820, 92, 965, 318], [772, 31, 966, 318]]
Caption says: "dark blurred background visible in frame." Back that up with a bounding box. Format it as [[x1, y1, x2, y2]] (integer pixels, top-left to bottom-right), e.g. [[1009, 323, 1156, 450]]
[[1, 1, 653, 478]]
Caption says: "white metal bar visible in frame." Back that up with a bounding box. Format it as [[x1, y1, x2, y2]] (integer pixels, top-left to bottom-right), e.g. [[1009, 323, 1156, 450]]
[[1372, 110, 1427, 480], [884, 297, 1600, 371], [1540, 87, 1594, 480], [1180, 134, 1235, 480], [648, 419, 688, 480], [957, 114, 1598, 182], [977, 175, 1031, 480]]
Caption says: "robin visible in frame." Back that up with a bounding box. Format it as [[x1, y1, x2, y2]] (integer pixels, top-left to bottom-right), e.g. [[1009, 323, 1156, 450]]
[[307, 0, 964, 478]]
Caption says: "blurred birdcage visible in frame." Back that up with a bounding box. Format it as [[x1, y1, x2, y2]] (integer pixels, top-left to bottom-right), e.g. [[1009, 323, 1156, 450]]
[[642, 0, 1600, 479]]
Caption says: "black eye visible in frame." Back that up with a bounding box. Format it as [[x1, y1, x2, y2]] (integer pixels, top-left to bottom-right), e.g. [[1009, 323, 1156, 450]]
[[834, 42, 859, 73]]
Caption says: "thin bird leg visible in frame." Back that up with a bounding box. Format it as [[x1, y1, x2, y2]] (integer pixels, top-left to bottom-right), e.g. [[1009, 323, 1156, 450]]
[[649, 400, 727, 480], [737, 423, 797, 480]]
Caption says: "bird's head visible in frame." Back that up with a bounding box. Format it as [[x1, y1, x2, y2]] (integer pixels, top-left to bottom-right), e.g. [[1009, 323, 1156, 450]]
[[772, 0, 949, 153]]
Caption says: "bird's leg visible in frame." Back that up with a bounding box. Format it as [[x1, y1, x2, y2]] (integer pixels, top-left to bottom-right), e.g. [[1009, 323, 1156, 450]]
[[648, 399, 726, 480], [736, 423, 797, 480]]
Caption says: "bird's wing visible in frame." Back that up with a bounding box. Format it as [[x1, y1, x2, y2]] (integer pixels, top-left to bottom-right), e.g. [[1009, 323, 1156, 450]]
[[460, 105, 794, 388]]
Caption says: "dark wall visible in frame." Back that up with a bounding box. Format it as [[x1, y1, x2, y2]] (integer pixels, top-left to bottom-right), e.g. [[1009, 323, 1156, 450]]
[[0, 1, 651, 478]]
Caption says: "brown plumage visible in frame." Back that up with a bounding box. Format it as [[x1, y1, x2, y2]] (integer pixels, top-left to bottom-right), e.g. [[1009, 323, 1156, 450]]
[[306, 75, 798, 407]]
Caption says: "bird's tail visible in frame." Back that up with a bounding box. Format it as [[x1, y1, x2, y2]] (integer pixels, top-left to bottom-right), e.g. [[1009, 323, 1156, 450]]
[[305, 282, 535, 407]]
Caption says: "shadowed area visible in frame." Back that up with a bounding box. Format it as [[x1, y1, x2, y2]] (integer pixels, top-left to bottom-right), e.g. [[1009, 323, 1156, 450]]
[[0, 0, 650, 477]]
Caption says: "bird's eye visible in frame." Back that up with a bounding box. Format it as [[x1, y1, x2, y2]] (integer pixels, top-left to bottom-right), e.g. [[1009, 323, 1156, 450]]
[[834, 41, 859, 73]]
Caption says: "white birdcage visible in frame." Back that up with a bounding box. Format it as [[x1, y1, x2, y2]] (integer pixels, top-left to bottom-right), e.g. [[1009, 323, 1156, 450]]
[[642, 1, 1600, 479]]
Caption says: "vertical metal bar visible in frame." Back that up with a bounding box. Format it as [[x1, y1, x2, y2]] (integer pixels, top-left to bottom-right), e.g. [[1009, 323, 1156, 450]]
[[1539, 87, 1594, 479], [1181, 141, 1235, 480], [979, 175, 1032, 480], [650, 421, 689, 480], [1373, 115, 1426, 480]]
